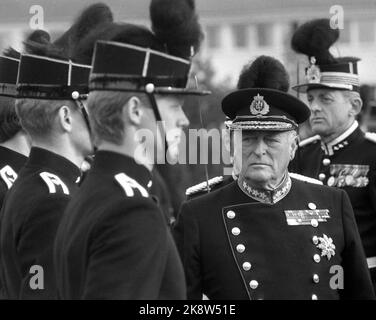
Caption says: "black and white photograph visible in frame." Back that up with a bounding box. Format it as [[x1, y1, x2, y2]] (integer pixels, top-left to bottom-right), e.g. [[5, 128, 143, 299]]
[[0, 0, 376, 308]]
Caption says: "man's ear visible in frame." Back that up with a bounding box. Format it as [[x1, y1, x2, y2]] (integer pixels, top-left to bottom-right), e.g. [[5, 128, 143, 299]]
[[57, 105, 73, 133], [349, 95, 363, 117], [124, 96, 143, 126]]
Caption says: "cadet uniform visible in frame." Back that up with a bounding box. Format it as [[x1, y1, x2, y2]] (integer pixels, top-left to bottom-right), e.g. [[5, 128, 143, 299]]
[[151, 167, 175, 227], [54, 151, 186, 299], [53, 0, 208, 297], [0, 148, 80, 299], [0, 55, 27, 208], [0, 147, 27, 208], [0, 52, 91, 299], [290, 18, 376, 288]]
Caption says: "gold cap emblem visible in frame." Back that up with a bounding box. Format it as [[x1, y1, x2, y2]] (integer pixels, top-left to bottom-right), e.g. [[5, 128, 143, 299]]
[[250, 94, 270, 115], [306, 57, 321, 83]]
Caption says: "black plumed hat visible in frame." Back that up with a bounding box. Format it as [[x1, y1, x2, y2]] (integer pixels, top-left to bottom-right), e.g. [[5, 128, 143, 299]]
[[16, 3, 112, 100], [0, 48, 20, 97], [222, 56, 310, 131], [85, 0, 208, 95], [237, 55, 290, 92], [291, 18, 360, 92]]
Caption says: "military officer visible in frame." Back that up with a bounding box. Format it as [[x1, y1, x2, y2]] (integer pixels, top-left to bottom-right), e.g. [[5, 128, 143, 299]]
[[54, 0, 208, 299], [174, 55, 375, 300], [186, 55, 318, 200], [290, 18, 376, 291], [0, 4, 111, 299], [0, 49, 30, 208]]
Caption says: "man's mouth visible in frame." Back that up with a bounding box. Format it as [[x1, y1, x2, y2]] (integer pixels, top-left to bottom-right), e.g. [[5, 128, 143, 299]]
[[311, 117, 325, 123]]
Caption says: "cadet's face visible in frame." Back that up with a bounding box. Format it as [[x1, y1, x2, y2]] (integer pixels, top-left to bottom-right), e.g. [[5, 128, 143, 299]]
[[234, 130, 296, 186], [71, 100, 94, 157], [155, 95, 190, 161], [307, 89, 353, 138]]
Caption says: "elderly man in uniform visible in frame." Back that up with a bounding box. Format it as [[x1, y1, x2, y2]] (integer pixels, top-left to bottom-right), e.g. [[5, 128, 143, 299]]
[[174, 55, 375, 300], [0, 3, 111, 299], [290, 19, 376, 291], [0, 50, 30, 208], [54, 0, 208, 299]]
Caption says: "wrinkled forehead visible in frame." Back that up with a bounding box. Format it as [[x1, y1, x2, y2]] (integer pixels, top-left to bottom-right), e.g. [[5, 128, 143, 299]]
[[307, 88, 346, 98]]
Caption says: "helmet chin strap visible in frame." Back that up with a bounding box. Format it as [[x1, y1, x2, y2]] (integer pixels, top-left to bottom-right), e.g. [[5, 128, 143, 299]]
[[145, 84, 169, 164], [71, 91, 91, 133]]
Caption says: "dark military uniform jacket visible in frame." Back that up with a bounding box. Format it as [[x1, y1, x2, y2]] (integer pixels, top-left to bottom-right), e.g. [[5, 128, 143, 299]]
[[174, 174, 375, 300], [0, 147, 80, 299], [186, 175, 236, 200], [150, 168, 175, 227], [0, 146, 27, 208], [290, 122, 376, 276], [54, 151, 186, 300]]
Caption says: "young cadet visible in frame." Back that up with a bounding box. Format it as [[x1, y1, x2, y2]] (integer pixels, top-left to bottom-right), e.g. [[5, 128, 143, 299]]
[[54, 0, 208, 299], [0, 50, 30, 208], [0, 4, 111, 299]]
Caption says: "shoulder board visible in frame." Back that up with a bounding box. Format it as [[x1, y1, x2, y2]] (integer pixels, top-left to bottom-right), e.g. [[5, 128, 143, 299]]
[[115, 173, 149, 198], [289, 172, 323, 185], [185, 176, 224, 196], [39, 172, 70, 195], [299, 135, 321, 147], [365, 132, 376, 143], [0, 165, 18, 190]]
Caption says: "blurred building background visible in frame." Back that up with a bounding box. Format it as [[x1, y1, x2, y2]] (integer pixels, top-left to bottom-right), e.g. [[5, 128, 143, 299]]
[[1, 0, 376, 213]]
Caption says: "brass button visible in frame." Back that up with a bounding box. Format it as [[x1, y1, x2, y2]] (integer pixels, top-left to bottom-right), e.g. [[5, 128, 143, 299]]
[[236, 244, 245, 253], [313, 254, 321, 263], [312, 236, 319, 245], [232, 227, 241, 236], [313, 274, 320, 283], [322, 158, 331, 166], [249, 280, 259, 289], [311, 219, 319, 228], [318, 173, 326, 181], [308, 202, 317, 210], [227, 210, 236, 219], [242, 262, 252, 271], [312, 294, 318, 300]]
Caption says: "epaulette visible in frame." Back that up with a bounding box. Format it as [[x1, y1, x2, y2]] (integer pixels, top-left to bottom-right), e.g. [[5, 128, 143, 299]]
[[299, 135, 321, 147], [39, 172, 70, 195], [185, 176, 224, 196], [365, 132, 376, 143], [0, 165, 18, 190], [289, 172, 323, 185]]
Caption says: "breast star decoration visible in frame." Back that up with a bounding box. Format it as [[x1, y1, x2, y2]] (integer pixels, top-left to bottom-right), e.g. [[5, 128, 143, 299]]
[[316, 234, 336, 260]]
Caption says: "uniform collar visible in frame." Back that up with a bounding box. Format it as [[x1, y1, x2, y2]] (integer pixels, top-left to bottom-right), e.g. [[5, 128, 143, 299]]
[[92, 150, 152, 190], [27, 147, 81, 183], [321, 121, 359, 156], [237, 173, 291, 204], [0, 146, 28, 170]]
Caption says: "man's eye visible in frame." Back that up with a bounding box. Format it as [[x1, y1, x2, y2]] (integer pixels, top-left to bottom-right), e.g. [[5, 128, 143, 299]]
[[322, 96, 333, 103]]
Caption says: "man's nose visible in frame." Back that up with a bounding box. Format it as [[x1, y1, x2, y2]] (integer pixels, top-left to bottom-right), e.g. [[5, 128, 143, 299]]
[[309, 100, 321, 112], [253, 139, 267, 156], [178, 110, 190, 128]]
